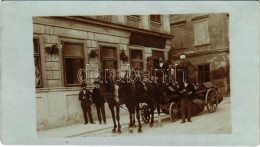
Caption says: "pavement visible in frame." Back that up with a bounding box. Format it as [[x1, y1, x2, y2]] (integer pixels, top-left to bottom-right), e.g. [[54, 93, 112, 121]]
[[37, 97, 231, 138]]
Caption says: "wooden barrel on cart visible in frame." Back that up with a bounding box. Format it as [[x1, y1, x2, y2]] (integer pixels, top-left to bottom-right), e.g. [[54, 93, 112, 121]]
[[191, 99, 205, 114]]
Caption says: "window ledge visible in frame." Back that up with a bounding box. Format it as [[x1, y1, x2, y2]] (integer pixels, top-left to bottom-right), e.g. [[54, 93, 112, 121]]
[[150, 20, 161, 25], [194, 43, 210, 47], [192, 15, 209, 21], [36, 86, 95, 93]]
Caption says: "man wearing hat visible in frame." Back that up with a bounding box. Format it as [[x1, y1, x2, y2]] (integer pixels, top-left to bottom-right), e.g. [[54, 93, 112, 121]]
[[179, 78, 195, 123], [92, 80, 107, 124], [79, 83, 95, 124]]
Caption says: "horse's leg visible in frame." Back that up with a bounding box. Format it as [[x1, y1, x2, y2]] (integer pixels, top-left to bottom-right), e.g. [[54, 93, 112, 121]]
[[129, 106, 134, 134], [150, 104, 154, 127], [157, 104, 162, 127], [136, 103, 142, 133], [116, 105, 121, 133], [108, 103, 117, 133], [133, 111, 136, 128]]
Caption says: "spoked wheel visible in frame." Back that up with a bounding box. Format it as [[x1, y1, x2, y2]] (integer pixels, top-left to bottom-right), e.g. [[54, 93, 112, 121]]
[[205, 88, 219, 113], [141, 105, 150, 123], [169, 102, 178, 122]]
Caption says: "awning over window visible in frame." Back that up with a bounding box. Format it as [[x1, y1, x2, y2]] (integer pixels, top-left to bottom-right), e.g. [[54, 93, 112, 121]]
[[129, 32, 166, 49]]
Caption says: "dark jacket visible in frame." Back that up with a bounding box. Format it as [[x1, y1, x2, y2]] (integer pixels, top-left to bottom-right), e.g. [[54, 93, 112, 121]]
[[79, 89, 92, 106], [179, 82, 195, 100], [92, 87, 106, 105], [154, 62, 169, 77]]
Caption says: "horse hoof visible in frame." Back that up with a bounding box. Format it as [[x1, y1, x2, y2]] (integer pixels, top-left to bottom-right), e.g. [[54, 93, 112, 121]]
[[112, 129, 116, 133], [129, 130, 133, 134], [150, 123, 153, 127], [138, 129, 142, 133], [117, 130, 121, 133]]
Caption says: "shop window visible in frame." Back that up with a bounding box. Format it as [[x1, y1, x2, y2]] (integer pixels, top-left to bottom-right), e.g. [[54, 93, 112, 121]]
[[62, 42, 84, 86], [193, 19, 209, 46], [130, 49, 143, 70], [152, 50, 164, 59], [101, 46, 117, 71], [150, 15, 161, 22], [198, 64, 210, 83], [33, 38, 42, 87]]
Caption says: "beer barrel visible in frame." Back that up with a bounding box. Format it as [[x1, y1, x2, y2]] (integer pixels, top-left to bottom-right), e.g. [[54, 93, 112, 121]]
[[191, 99, 205, 114]]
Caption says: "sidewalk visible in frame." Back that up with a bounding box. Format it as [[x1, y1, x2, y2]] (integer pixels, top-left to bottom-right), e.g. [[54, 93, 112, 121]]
[[37, 114, 131, 138]]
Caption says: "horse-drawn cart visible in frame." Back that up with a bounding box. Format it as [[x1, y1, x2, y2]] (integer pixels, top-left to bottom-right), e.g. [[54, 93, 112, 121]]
[[141, 82, 223, 123]]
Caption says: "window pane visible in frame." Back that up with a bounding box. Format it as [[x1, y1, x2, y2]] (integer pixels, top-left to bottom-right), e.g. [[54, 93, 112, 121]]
[[152, 50, 164, 59], [34, 56, 41, 87], [204, 64, 210, 72], [131, 50, 142, 60], [101, 47, 116, 58], [65, 58, 84, 85], [131, 62, 143, 70], [205, 72, 210, 82], [150, 15, 160, 22], [33, 39, 39, 54], [63, 43, 83, 57], [102, 60, 117, 70]]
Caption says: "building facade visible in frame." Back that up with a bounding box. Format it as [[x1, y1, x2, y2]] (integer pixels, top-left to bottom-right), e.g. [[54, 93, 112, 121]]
[[169, 13, 230, 96], [33, 15, 173, 130]]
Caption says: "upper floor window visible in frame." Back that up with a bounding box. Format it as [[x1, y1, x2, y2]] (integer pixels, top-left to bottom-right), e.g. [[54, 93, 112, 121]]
[[33, 38, 42, 88], [150, 15, 161, 23], [193, 19, 209, 46], [62, 42, 85, 86]]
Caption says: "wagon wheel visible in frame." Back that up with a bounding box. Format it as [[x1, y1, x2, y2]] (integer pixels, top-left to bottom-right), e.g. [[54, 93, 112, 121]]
[[141, 105, 150, 123], [169, 102, 178, 122], [205, 89, 219, 113]]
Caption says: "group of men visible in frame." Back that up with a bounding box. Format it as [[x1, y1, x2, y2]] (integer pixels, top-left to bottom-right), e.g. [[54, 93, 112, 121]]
[[78, 81, 106, 125], [78, 56, 195, 125]]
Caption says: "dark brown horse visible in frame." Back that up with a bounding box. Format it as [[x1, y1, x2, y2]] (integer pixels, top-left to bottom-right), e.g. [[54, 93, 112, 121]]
[[99, 73, 143, 133]]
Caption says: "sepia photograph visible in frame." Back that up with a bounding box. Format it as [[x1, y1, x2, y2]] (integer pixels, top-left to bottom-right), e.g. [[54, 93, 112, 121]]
[[34, 14, 231, 138], [1, 1, 259, 146]]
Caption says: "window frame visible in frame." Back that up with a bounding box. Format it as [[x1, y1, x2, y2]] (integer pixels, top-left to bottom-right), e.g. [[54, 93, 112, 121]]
[[130, 48, 144, 70], [33, 37, 43, 88], [150, 15, 161, 23], [61, 41, 86, 87], [192, 18, 210, 47], [100, 46, 118, 71], [152, 49, 165, 59]]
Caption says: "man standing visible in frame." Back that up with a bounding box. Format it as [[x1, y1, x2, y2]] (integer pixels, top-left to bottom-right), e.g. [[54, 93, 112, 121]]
[[79, 83, 95, 125], [179, 79, 195, 123], [92, 80, 107, 125], [154, 57, 169, 82]]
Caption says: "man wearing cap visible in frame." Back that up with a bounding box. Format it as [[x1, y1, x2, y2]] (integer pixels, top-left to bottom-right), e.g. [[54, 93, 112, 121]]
[[92, 80, 107, 125], [79, 83, 95, 124]]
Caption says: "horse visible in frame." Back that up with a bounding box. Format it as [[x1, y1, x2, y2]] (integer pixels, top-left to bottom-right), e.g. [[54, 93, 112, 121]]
[[133, 77, 163, 128], [99, 73, 143, 133]]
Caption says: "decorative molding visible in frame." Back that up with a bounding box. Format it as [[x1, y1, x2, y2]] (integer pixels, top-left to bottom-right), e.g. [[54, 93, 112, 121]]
[[127, 16, 141, 28], [52, 16, 173, 39], [192, 15, 209, 21], [96, 15, 112, 23], [150, 21, 161, 32], [170, 20, 187, 27], [171, 48, 229, 59]]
